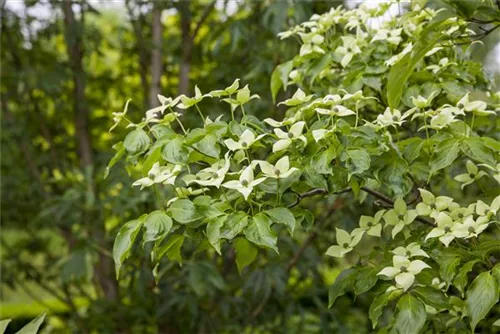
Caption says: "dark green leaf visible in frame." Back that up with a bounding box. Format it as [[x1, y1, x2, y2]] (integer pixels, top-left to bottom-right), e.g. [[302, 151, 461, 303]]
[[264, 207, 296, 234], [234, 237, 258, 273], [167, 199, 199, 224], [354, 267, 379, 295], [207, 216, 225, 254], [156, 234, 185, 264], [113, 219, 143, 278], [430, 138, 461, 174], [453, 260, 478, 297], [161, 137, 188, 164], [329, 269, 357, 307], [104, 142, 126, 179], [394, 294, 427, 334], [466, 271, 499, 331], [244, 213, 278, 253], [124, 128, 150, 154], [411, 286, 449, 310], [220, 212, 248, 240], [143, 210, 173, 246], [193, 134, 220, 158]]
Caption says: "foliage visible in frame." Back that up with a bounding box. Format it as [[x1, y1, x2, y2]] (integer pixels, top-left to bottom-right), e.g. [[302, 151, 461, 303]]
[[109, 2, 500, 333]]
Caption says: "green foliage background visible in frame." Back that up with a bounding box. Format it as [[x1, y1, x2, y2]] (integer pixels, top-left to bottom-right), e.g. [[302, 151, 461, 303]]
[[1, 1, 499, 333]]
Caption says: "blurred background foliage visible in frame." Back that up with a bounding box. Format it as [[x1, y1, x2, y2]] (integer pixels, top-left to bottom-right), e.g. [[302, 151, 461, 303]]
[[0, 0, 498, 333]]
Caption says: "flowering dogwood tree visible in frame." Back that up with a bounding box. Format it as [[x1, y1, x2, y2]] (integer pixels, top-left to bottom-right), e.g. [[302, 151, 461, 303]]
[[108, 2, 500, 332]]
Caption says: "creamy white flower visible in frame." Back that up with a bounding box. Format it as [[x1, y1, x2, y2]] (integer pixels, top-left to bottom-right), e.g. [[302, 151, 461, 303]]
[[316, 105, 355, 117], [476, 195, 500, 219], [454, 160, 488, 189], [325, 228, 364, 258], [273, 121, 307, 152], [392, 243, 429, 258], [264, 111, 302, 128], [426, 57, 456, 74], [132, 163, 182, 190], [425, 212, 457, 247], [224, 129, 266, 151], [167, 187, 207, 206], [371, 28, 402, 45], [222, 165, 266, 200], [177, 85, 212, 109], [193, 156, 231, 188], [256, 156, 298, 179], [385, 43, 413, 67], [209, 79, 240, 97], [278, 89, 314, 107], [377, 255, 430, 291], [448, 93, 496, 116], [383, 198, 418, 238], [427, 108, 457, 130], [352, 210, 385, 237], [110, 99, 131, 132], [375, 108, 407, 128], [335, 35, 362, 67], [452, 216, 490, 239], [416, 189, 454, 218]]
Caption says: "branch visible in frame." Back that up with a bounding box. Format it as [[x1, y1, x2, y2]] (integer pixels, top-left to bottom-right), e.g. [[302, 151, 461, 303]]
[[288, 188, 351, 208], [192, 0, 217, 39]]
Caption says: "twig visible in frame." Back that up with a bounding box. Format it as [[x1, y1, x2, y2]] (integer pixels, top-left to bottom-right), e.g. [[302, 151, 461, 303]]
[[288, 188, 351, 208]]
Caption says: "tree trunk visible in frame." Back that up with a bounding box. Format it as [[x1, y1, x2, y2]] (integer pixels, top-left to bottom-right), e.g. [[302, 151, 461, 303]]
[[62, 0, 118, 303], [149, 0, 163, 107], [62, 0, 93, 169], [178, 1, 192, 96]]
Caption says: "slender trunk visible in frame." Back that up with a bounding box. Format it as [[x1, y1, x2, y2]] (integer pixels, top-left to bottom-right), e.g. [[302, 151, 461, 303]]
[[149, 1, 163, 107], [178, 2, 192, 96], [62, 0, 93, 169], [126, 0, 150, 109], [62, 0, 118, 303]]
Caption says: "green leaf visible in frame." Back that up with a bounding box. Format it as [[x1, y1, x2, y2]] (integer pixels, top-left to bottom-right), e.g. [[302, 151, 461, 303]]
[[411, 286, 449, 310], [104, 142, 125, 179], [207, 216, 225, 254], [124, 128, 150, 154], [354, 267, 379, 295], [150, 124, 176, 139], [15, 312, 46, 334], [143, 210, 173, 246], [453, 260, 478, 297], [193, 134, 220, 158], [142, 147, 162, 175], [432, 250, 461, 284], [463, 137, 495, 166], [167, 199, 199, 224], [312, 147, 337, 174], [234, 237, 258, 273], [328, 269, 357, 307], [394, 294, 427, 334], [430, 138, 461, 175], [156, 234, 185, 264], [387, 13, 447, 108], [362, 75, 382, 92], [270, 60, 294, 103], [161, 137, 188, 164], [493, 264, 500, 286], [264, 207, 296, 234], [113, 219, 143, 279], [244, 213, 278, 253], [220, 212, 248, 240], [341, 149, 371, 178], [466, 271, 499, 331], [369, 291, 402, 329], [0, 320, 11, 334]]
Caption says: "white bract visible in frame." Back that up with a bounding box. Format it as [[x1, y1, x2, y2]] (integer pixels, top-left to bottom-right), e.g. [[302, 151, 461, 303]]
[[273, 121, 307, 152], [224, 129, 265, 151], [222, 165, 266, 200], [278, 88, 313, 107], [132, 163, 182, 190], [110, 99, 131, 132], [375, 108, 407, 128], [377, 255, 430, 291], [353, 210, 385, 237], [476, 195, 500, 219], [392, 243, 429, 258], [452, 216, 490, 239], [192, 156, 231, 188], [416, 189, 454, 218], [425, 212, 457, 247], [335, 35, 362, 67], [371, 28, 402, 45], [450, 93, 495, 116], [383, 198, 418, 238], [325, 228, 364, 258], [315, 105, 355, 117], [454, 160, 488, 189], [256, 156, 298, 179], [177, 85, 212, 109]]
